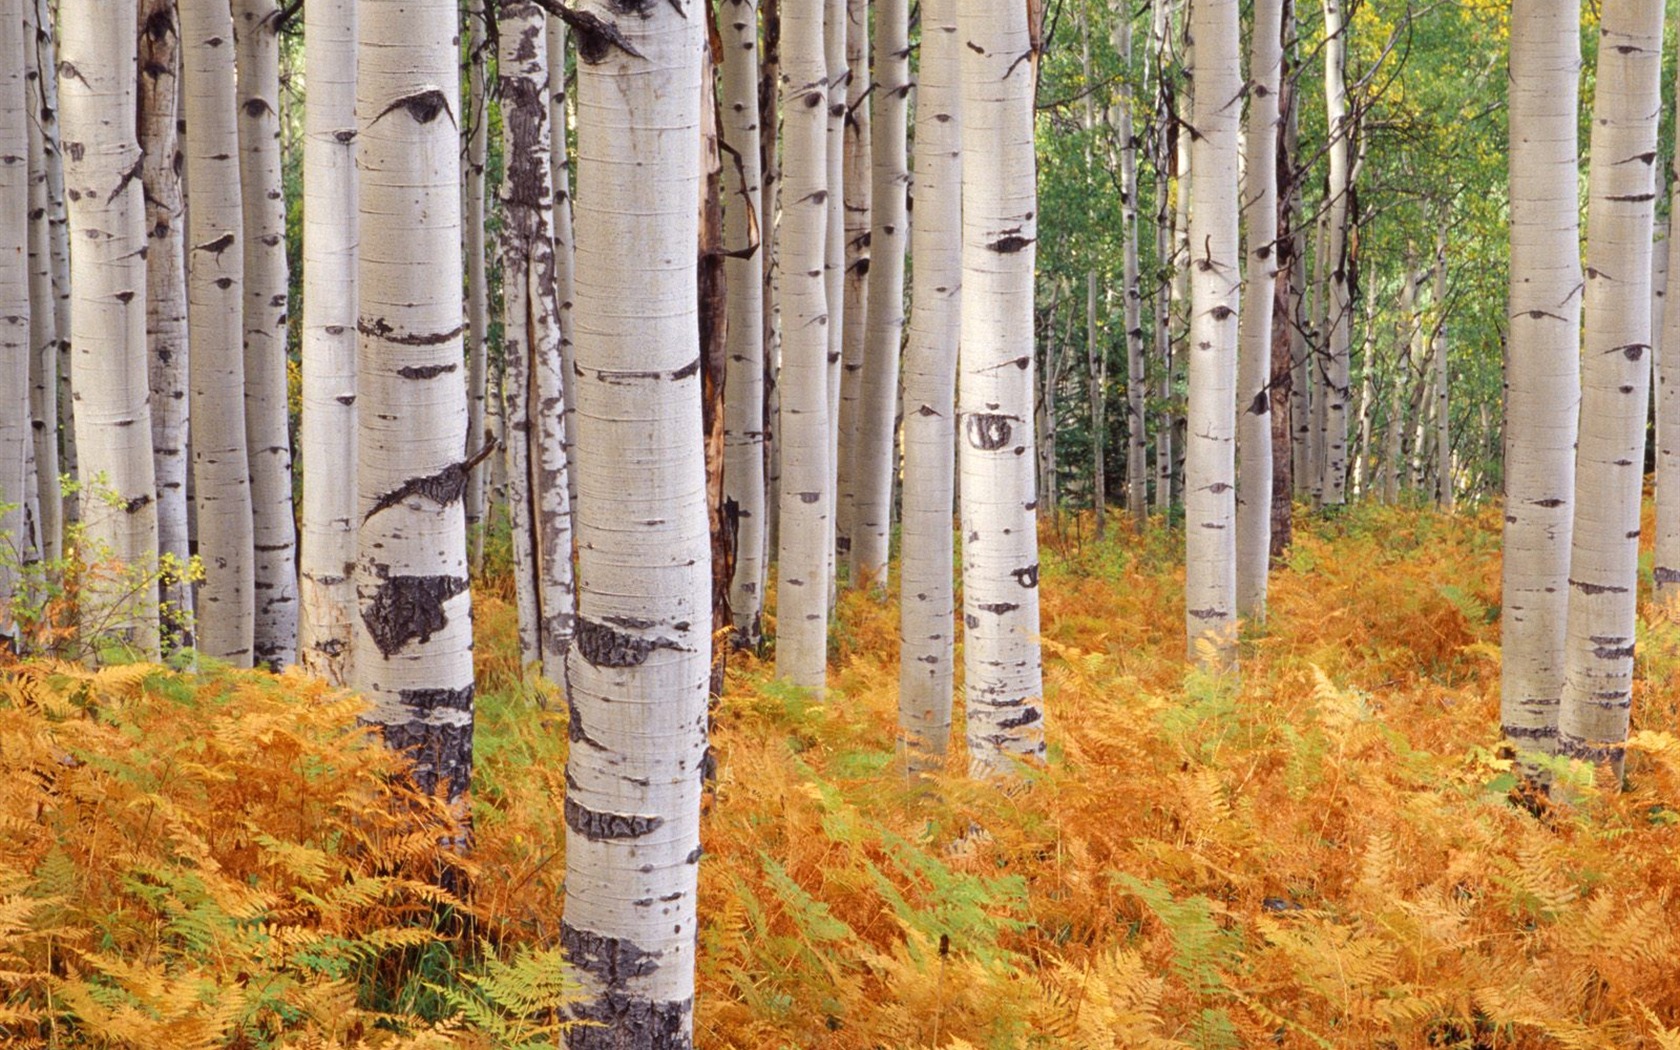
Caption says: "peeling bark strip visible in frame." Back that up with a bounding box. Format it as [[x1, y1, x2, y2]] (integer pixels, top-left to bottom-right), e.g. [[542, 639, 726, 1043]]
[[565, 797, 665, 841], [362, 574, 468, 656]]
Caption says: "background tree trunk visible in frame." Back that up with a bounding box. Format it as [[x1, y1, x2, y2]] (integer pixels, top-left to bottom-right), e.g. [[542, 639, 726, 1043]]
[[1432, 225, 1453, 511], [23, 0, 58, 567], [0, 0, 30, 642], [1318, 0, 1352, 505], [822, 0, 846, 589], [464, 0, 491, 574]]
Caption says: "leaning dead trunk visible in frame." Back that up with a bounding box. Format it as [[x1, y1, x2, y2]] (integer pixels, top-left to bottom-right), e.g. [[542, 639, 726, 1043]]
[[1557, 0, 1664, 778], [235, 0, 298, 669], [300, 0, 358, 684], [563, 4, 709, 1045], [60, 0, 161, 657], [958, 0, 1047, 775]]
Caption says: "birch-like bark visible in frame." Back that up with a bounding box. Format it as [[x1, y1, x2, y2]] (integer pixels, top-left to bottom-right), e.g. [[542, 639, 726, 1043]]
[[1502, 0, 1581, 756], [1149, 0, 1175, 517], [774, 0, 832, 692], [548, 16, 579, 525], [1080, 16, 1105, 540], [500, 2, 574, 683], [33, 0, 73, 519], [850, 0, 908, 588], [823, 0, 846, 586], [60, 0, 161, 657], [1183, 0, 1240, 667], [833, 0, 870, 566], [1657, 152, 1680, 595], [1318, 0, 1352, 505], [1114, 3, 1145, 532], [1557, 0, 1663, 777], [300, 0, 358, 684], [563, 4, 708, 1044], [1270, 2, 1299, 555], [354, 0, 475, 807], [898, 0, 960, 768], [1, 0, 29, 640], [464, 0, 490, 572], [959, 0, 1046, 775], [23, 0, 58, 566], [182, 0, 255, 665], [137, 0, 191, 649], [1431, 226, 1452, 511], [1236, 0, 1282, 621], [721, 0, 767, 645], [234, 0, 298, 669]]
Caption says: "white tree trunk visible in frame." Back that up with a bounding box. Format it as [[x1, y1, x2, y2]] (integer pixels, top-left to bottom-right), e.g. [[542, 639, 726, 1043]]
[[833, 0, 871, 569], [354, 0, 475, 806], [898, 0, 960, 768], [181, 0, 256, 665], [1503, 0, 1581, 758], [32, 0, 73, 527], [1236, 0, 1282, 622], [1183, 0, 1241, 667], [563, 4, 707, 1044], [959, 0, 1046, 776], [547, 16, 579, 525], [300, 0, 358, 684], [721, 0, 767, 646], [1318, 0, 1351, 505], [500, 1, 574, 682], [1, 0, 29, 642], [1557, 0, 1664, 777], [774, 0, 832, 692], [1432, 226, 1452, 511], [23, 0, 58, 566], [822, 0, 846, 589], [1113, 4, 1144, 533], [235, 0, 298, 670], [137, 0, 192, 649], [1656, 151, 1680, 595], [1149, 0, 1175, 518], [1080, 16, 1105, 540], [464, 0, 491, 572], [849, 0, 908, 588], [60, 0, 161, 657]]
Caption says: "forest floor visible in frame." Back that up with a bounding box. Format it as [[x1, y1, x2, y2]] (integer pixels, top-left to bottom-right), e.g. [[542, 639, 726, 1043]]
[[5, 503, 1680, 1049]]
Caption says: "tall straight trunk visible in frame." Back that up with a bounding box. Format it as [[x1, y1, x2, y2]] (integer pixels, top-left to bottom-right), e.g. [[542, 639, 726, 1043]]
[[1318, 0, 1352, 505], [850, 0, 908, 588], [1657, 135, 1680, 595], [722, 0, 767, 645], [235, 0, 298, 670], [1351, 308, 1374, 496], [759, 0, 781, 570], [1308, 211, 1330, 503], [1656, 233, 1668, 464], [1114, 3, 1144, 533], [33, 0, 73, 522], [563, 4, 708, 1044], [1290, 214, 1316, 498], [500, 1, 574, 683], [60, 0, 161, 657], [1385, 264, 1417, 505], [1, 0, 29, 642], [822, 0, 846, 585], [1080, 16, 1106, 540], [1269, 0, 1299, 557], [182, 0, 255, 665], [354, 0, 475, 805], [1183, 0, 1240, 667], [1236, 0, 1282, 620], [958, 0, 1046, 776], [1149, 0, 1175, 518], [699, 23, 731, 695], [548, 16, 579, 525], [300, 0, 358, 684], [774, 0, 832, 692], [464, 0, 490, 572], [1557, 0, 1663, 777], [1432, 226, 1452, 511], [833, 0, 871, 567], [137, 0, 191, 648], [898, 0, 960, 768], [1164, 40, 1192, 515], [23, 0, 58, 566]]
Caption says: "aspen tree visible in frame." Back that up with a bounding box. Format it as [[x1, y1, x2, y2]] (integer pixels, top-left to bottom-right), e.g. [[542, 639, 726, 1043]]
[[1658, 158, 1680, 596], [182, 0, 256, 665], [562, 3, 708, 1044], [1148, 0, 1175, 517], [235, 0, 298, 670], [1557, 0, 1664, 777], [137, 0, 190, 647], [721, 0, 768, 645], [1431, 227, 1452, 511], [1269, 0, 1300, 554], [1319, 0, 1352, 505], [1236, 0, 1283, 621], [32, 0, 73, 517], [774, 0, 832, 693], [1114, 1, 1146, 532], [1079, 14, 1105, 540], [851, 0, 909, 588], [833, 0, 870, 564], [60, 0, 161, 656], [300, 0, 358, 684], [1501, 0, 1580, 757], [547, 16, 578, 523], [959, 0, 1047, 775], [499, 0, 573, 682], [464, 0, 490, 572], [353, 0, 475, 806], [1183, 0, 1241, 666], [899, 0, 960, 767], [823, 0, 846, 584], [1, 0, 28, 640], [23, 0, 58, 565]]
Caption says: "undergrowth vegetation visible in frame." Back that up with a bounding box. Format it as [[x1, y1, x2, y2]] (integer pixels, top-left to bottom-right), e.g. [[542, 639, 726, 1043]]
[[6, 503, 1680, 1047]]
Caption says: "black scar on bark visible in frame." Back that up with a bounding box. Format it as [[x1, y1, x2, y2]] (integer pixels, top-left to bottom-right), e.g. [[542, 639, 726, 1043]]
[[976, 602, 1019, 615], [988, 233, 1034, 254], [565, 797, 665, 841], [362, 574, 469, 657], [1188, 607, 1223, 620], [357, 316, 466, 346], [1655, 567, 1680, 585], [996, 706, 1043, 730], [560, 922, 692, 1050], [374, 88, 455, 128], [378, 716, 474, 804], [396, 362, 457, 379], [1011, 564, 1039, 588], [575, 616, 682, 669], [967, 414, 1013, 451], [364, 441, 496, 522], [1569, 578, 1628, 596], [532, 0, 647, 64], [196, 231, 236, 258]]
